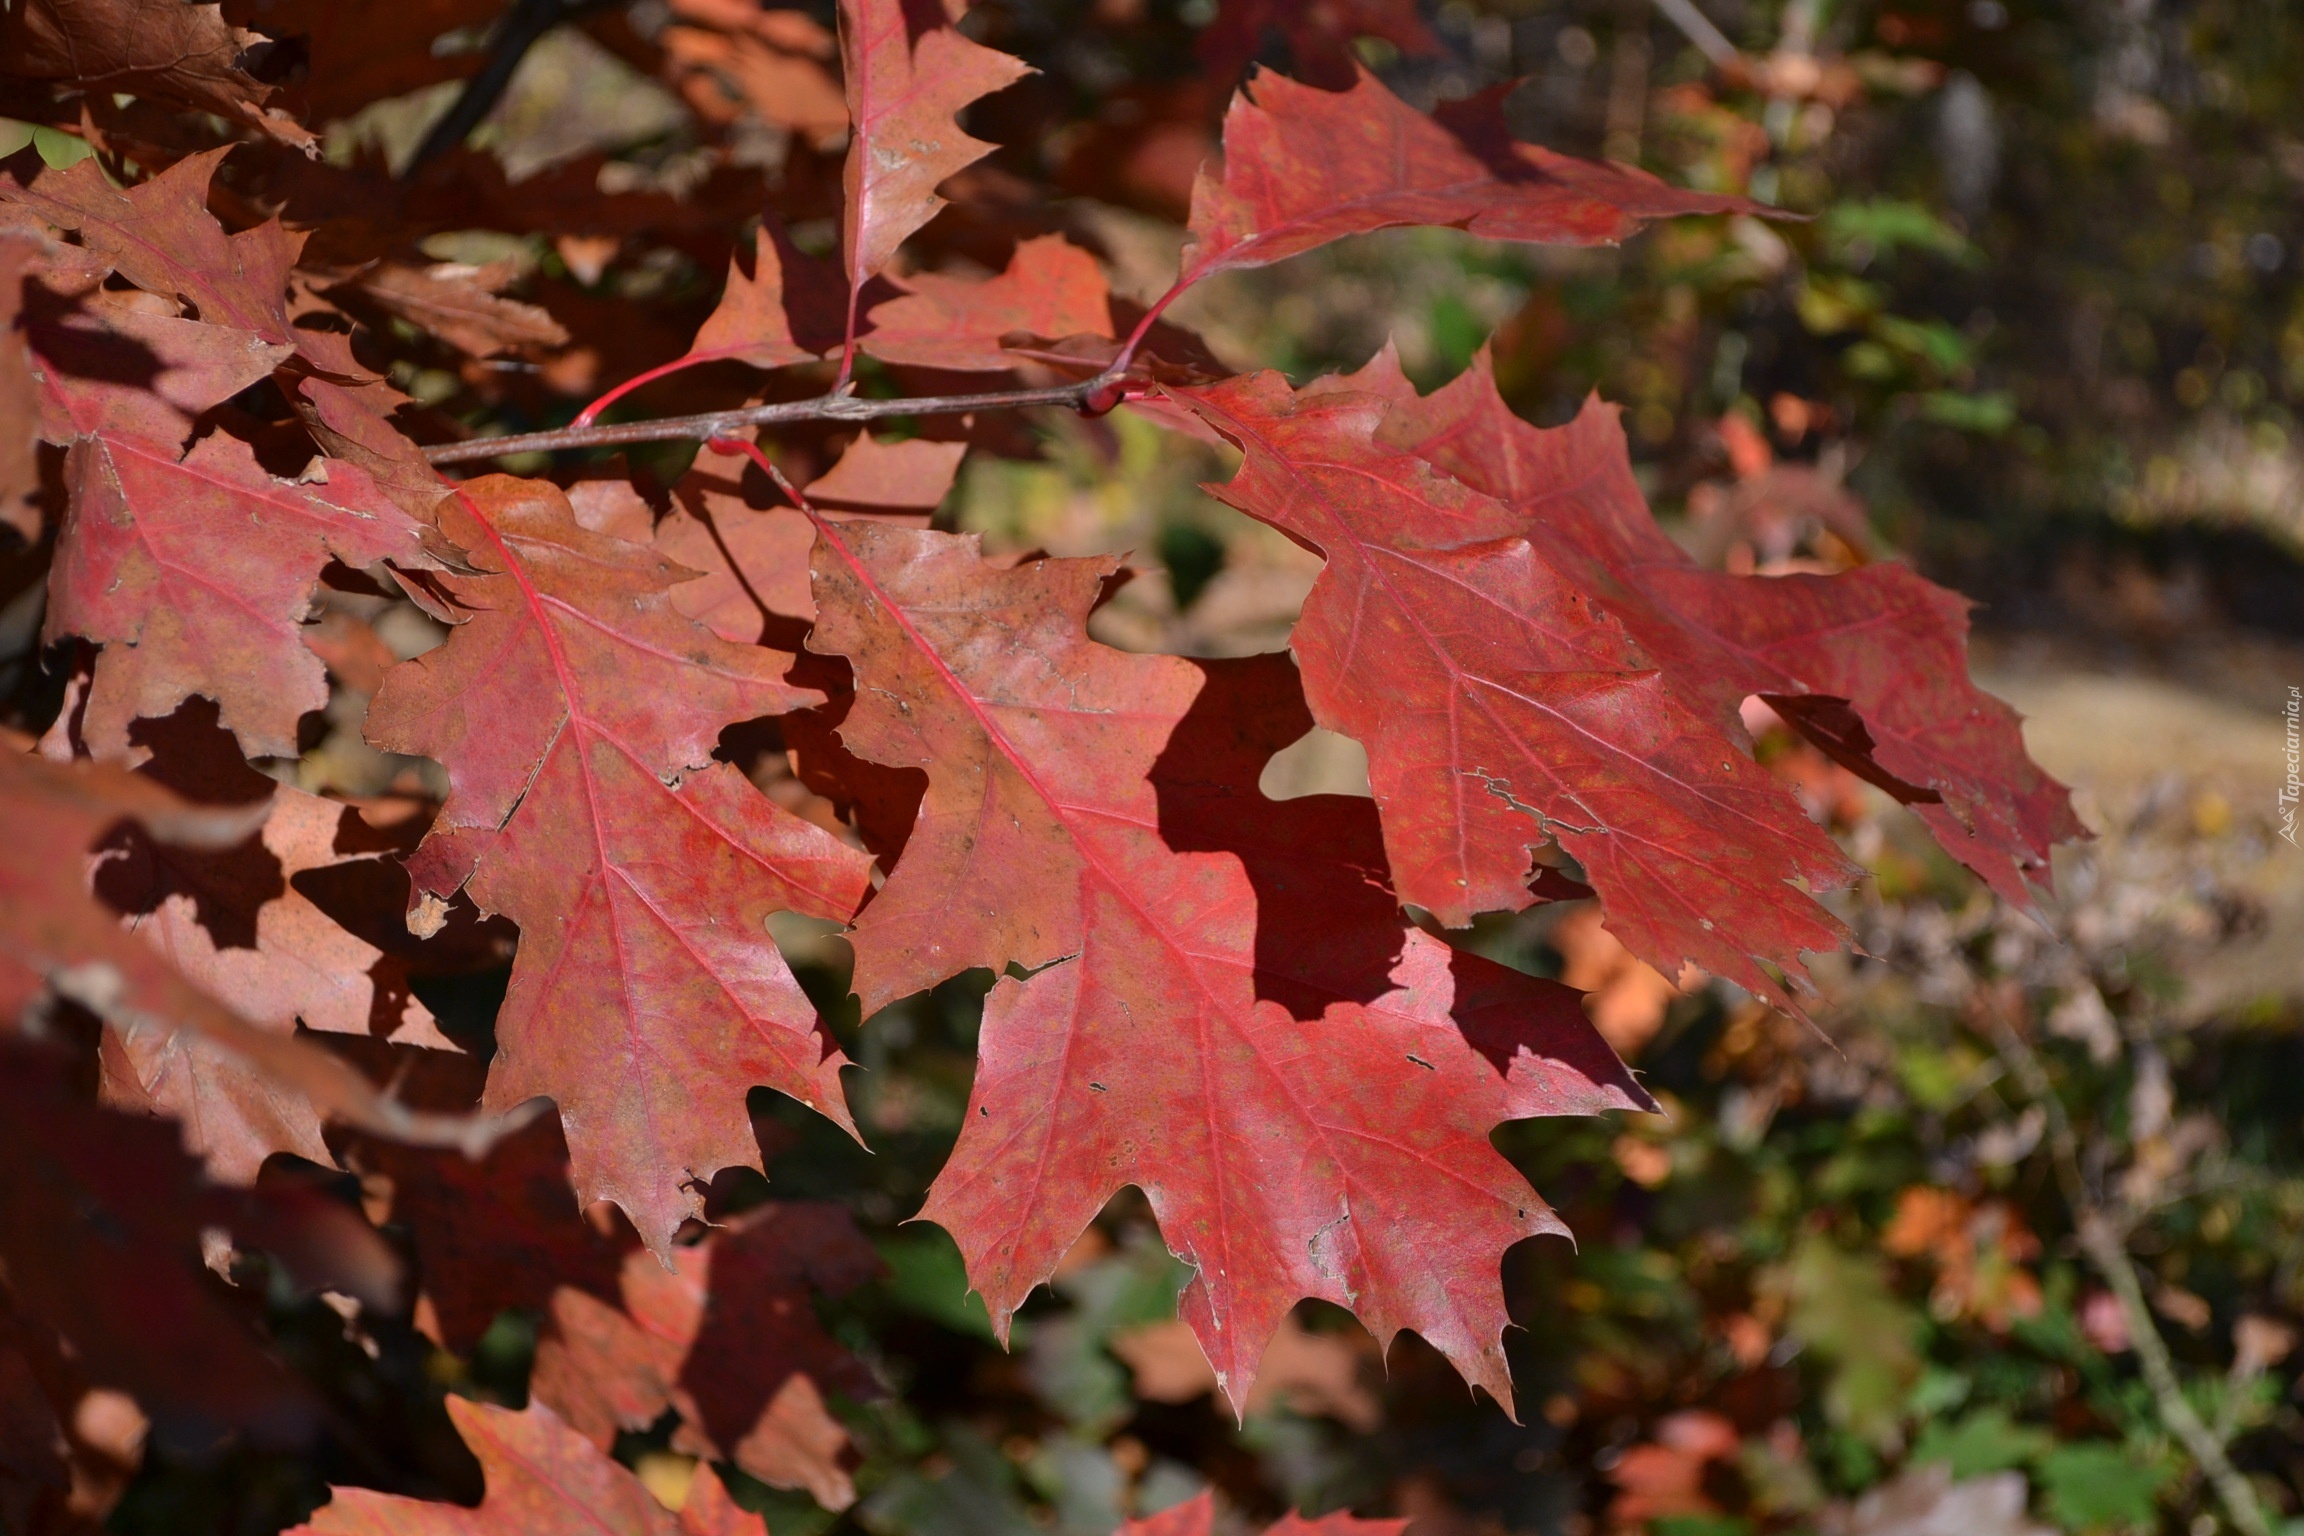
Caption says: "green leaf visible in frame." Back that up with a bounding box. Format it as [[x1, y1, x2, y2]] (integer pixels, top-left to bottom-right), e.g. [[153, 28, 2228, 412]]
[[1912, 1407, 2056, 1478], [1763, 1235, 1923, 1448], [2036, 1443, 2171, 1532], [878, 1228, 1008, 1342], [1822, 199, 1979, 266], [1918, 391, 2017, 434]]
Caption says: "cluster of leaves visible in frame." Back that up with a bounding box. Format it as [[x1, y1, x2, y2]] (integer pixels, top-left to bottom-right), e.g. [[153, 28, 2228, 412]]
[[0, 0, 2155, 1531]]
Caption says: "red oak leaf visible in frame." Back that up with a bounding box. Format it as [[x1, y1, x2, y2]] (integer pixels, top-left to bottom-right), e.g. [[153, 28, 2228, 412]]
[[835, 0, 1032, 331], [804, 517, 1643, 1412], [44, 430, 431, 760], [0, 0, 315, 149], [649, 456, 930, 861], [531, 1202, 880, 1509], [0, 151, 301, 349], [1351, 350, 2084, 910], [652, 434, 958, 646], [0, 735, 496, 1161], [363, 477, 876, 1254], [59, 705, 453, 1179], [1, 234, 37, 543], [686, 236, 825, 373], [1177, 70, 1751, 294], [1178, 371, 1860, 1017], [803, 430, 967, 513], [859, 235, 1113, 373], [290, 1397, 766, 1536], [25, 287, 292, 446], [1199, 0, 1440, 88], [96, 703, 450, 1049]]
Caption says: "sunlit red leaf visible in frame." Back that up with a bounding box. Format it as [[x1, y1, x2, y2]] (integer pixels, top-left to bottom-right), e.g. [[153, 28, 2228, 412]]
[[1178, 370, 1859, 1015], [803, 431, 966, 513], [835, 0, 1032, 325], [1355, 350, 2083, 911], [1177, 69, 1750, 294], [25, 288, 291, 446], [0, 737, 482, 1156], [290, 1397, 767, 1536], [804, 519, 1642, 1412], [688, 243, 822, 372], [45, 430, 432, 760], [0, 234, 35, 543], [364, 477, 876, 1253], [859, 235, 1112, 373], [0, 152, 301, 349]]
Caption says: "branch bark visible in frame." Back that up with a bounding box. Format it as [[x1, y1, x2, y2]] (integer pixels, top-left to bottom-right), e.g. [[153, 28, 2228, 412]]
[[1986, 1010, 2273, 1536], [419, 377, 1122, 465]]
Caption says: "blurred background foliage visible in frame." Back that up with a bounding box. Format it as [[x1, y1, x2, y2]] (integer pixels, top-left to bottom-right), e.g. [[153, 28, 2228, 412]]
[[10, 0, 2303, 1531]]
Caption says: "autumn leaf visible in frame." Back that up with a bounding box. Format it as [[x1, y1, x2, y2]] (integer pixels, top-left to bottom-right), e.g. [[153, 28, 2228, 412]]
[[1354, 349, 2084, 912], [859, 234, 1114, 373], [24, 285, 292, 446], [1178, 370, 1859, 1016], [0, 734, 492, 1159], [290, 1396, 767, 1535], [688, 238, 825, 373], [364, 476, 876, 1254], [45, 430, 433, 760], [803, 517, 1643, 1412], [662, 0, 850, 145], [47, 701, 453, 1177], [835, 0, 1032, 346], [1176, 69, 1751, 295], [332, 260, 569, 359], [0, 233, 36, 543], [0, 0, 315, 149], [0, 152, 301, 349], [803, 430, 967, 514], [532, 1202, 881, 1509]]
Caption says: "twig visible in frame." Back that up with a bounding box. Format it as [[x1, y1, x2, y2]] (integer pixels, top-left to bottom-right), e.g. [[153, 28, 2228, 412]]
[[1986, 1011, 2273, 1536], [419, 374, 1124, 464], [1650, 0, 1740, 67]]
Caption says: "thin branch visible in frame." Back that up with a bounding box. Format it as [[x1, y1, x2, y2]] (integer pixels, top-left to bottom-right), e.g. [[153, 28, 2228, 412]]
[[1650, 0, 1740, 68], [1986, 1011, 2273, 1536], [418, 374, 1125, 465]]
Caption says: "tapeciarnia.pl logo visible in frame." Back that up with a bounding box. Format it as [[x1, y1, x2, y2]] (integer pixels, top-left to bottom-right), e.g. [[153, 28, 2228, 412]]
[[2283, 684, 2300, 848]]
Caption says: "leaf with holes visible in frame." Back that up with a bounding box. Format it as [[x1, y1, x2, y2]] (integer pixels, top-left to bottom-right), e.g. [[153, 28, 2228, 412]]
[[1178, 370, 1862, 1017], [1347, 350, 2084, 910]]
